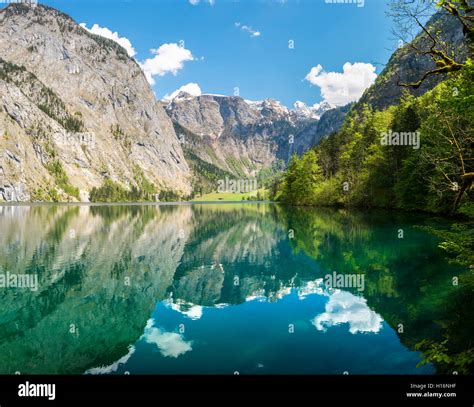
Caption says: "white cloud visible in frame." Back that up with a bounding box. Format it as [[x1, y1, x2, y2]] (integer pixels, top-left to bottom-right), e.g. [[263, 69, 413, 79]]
[[235, 22, 261, 38], [79, 24, 196, 88], [85, 346, 136, 375], [189, 0, 215, 5], [142, 319, 193, 358], [304, 62, 377, 106], [80, 23, 136, 58], [163, 83, 202, 101], [297, 278, 325, 299], [166, 299, 204, 319], [180, 305, 203, 320], [312, 290, 383, 334], [140, 43, 194, 86]]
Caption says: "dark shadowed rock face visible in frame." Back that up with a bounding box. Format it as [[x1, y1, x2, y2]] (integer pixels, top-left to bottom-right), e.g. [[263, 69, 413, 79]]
[[0, 4, 191, 202], [314, 104, 353, 142]]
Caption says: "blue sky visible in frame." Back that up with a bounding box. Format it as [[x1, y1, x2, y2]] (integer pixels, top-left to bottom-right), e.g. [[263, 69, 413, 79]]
[[6, 0, 400, 107]]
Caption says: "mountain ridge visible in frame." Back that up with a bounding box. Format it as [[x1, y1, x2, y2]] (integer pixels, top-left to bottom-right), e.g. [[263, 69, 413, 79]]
[[0, 3, 191, 202], [358, 11, 470, 110], [164, 92, 343, 186]]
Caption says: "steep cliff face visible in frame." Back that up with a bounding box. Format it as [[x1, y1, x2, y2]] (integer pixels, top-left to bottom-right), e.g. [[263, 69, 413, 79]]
[[314, 104, 353, 141], [165, 93, 335, 181], [0, 4, 191, 202], [359, 12, 470, 110]]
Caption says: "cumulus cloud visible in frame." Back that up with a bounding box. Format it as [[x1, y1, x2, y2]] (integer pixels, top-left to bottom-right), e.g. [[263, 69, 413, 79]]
[[312, 290, 383, 334], [78, 24, 195, 87], [163, 83, 202, 101], [142, 319, 193, 358], [235, 22, 261, 38], [305, 62, 377, 106], [80, 23, 136, 58], [140, 43, 195, 86]]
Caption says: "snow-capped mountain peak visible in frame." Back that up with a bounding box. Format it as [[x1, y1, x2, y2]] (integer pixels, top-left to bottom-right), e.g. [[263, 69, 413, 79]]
[[293, 100, 335, 121]]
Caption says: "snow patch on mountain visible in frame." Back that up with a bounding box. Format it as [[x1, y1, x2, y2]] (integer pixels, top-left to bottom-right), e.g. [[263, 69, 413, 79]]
[[293, 100, 336, 121]]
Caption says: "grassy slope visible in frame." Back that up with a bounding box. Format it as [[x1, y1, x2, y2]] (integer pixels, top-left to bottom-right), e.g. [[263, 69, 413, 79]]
[[191, 188, 268, 202]]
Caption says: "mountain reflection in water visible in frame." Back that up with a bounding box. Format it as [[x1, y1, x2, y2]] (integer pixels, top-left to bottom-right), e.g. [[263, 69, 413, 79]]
[[0, 204, 469, 374]]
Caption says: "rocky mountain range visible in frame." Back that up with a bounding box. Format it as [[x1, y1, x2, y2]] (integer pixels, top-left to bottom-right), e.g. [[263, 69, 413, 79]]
[[0, 3, 346, 202], [164, 93, 339, 185], [0, 3, 464, 202]]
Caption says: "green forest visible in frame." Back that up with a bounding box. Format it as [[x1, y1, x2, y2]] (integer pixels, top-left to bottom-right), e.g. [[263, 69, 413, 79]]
[[274, 0, 473, 218], [271, 4, 474, 372], [271, 59, 474, 371], [272, 0, 473, 274], [273, 62, 473, 215]]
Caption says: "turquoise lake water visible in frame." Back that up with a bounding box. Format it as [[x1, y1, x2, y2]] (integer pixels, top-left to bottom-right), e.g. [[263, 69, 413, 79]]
[[0, 203, 468, 374]]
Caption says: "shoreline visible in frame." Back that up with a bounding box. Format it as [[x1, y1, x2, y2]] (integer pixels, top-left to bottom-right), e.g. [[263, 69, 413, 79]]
[[0, 201, 467, 221], [0, 200, 276, 207]]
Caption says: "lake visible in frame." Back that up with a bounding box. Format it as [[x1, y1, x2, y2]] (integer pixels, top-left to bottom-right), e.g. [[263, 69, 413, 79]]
[[0, 203, 468, 375]]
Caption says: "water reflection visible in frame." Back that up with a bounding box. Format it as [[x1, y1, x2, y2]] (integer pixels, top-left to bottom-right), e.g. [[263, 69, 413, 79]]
[[313, 289, 383, 334], [0, 204, 469, 374]]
